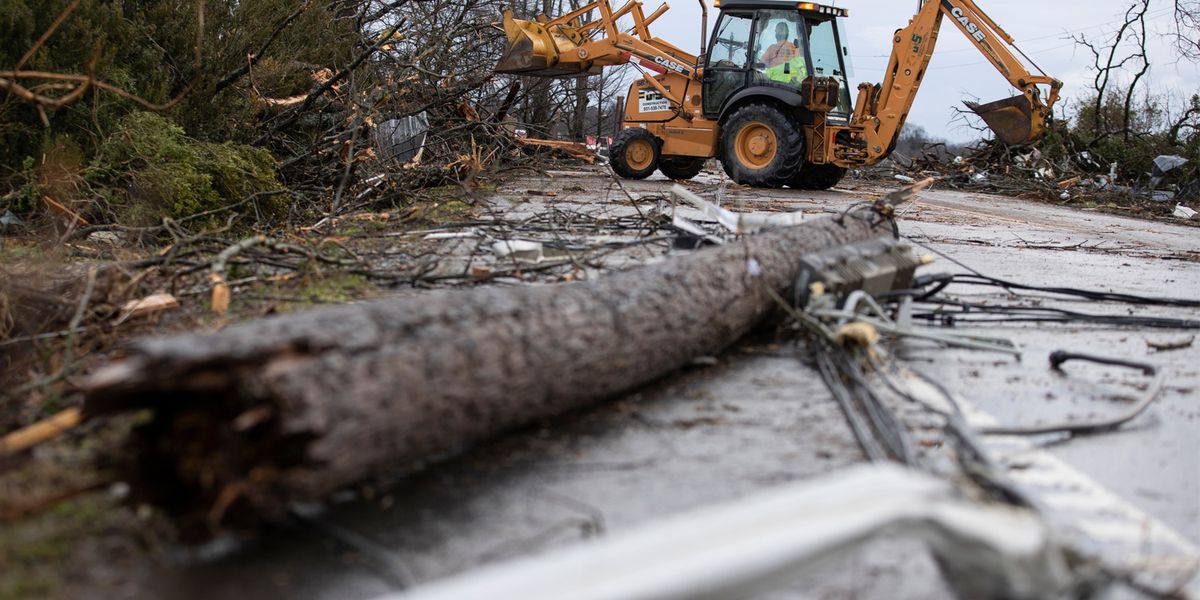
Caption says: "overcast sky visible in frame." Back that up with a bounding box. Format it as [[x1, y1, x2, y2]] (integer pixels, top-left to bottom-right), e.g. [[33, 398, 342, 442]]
[[641, 0, 1199, 142]]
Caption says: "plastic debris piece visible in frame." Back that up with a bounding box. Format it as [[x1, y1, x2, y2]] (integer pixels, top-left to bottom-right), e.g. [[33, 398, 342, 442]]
[[423, 229, 480, 240], [894, 174, 916, 183], [492, 240, 545, 263], [1151, 190, 1176, 203], [0, 209, 23, 229], [671, 214, 725, 246], [1173, 204, 1197, 219], [746, 258, 762, 277], [670, 185, 804, 234], [1152, 155, 1188, 177]]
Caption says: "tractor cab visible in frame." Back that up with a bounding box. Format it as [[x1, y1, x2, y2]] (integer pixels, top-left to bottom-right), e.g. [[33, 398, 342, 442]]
[[702, 1, 854, 120]]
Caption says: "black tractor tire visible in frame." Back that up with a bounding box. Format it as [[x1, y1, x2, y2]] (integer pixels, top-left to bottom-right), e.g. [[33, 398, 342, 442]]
[[658, 156, 706, 180], [610, 128, 660, 180], [719, 103, 806, 188], [788, 163, 848, 190]]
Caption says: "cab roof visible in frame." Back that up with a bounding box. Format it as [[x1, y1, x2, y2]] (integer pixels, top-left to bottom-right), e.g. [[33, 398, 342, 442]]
[[714, 0, 849, 17]]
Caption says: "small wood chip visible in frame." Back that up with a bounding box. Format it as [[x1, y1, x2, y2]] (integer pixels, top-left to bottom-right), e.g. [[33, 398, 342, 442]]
[[210, 273, 231, 315], [1, 408, 82, 454], [120, 292, 179, 320]]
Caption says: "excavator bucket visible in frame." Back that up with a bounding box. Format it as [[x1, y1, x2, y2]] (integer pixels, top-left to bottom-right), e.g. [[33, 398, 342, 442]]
[[965, 95, 1035, 145], [496, 10, 596, 77]]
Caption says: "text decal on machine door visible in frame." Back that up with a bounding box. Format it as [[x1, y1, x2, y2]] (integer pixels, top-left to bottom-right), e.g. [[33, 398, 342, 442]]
[[638, 90, 671, 112]]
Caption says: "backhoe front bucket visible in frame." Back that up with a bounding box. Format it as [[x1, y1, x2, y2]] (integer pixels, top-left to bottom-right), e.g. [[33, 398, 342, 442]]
[[965, 95, 1035, 145], [496, 10, 596, 77]]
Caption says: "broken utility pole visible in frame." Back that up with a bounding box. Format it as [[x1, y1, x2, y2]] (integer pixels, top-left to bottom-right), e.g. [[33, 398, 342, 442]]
[[82, 209, 895, 537]]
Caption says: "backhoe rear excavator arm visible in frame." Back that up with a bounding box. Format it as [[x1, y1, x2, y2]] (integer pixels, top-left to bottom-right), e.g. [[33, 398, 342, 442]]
[[851, 0, 1063, 159]]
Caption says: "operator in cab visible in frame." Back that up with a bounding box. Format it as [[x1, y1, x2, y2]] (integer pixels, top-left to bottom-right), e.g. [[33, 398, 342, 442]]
[[760, 22, 798, 67], [759, 21, 807, 84]]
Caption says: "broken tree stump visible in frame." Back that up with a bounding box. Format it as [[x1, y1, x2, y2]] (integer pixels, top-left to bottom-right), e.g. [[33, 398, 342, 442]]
[[82, 210, 893, 536]]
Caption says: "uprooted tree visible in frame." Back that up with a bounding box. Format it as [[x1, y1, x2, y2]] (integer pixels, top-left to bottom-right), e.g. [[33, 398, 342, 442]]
[[0, 0, 628, 232]]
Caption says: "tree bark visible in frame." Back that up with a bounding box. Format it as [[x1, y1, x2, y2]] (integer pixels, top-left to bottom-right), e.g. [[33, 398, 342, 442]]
[[82, 212, 892, 537]]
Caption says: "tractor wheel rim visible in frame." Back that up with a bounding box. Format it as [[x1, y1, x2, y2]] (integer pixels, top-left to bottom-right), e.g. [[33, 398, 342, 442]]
[[627, 139, 654, 170], [734, 122, 777, 169]]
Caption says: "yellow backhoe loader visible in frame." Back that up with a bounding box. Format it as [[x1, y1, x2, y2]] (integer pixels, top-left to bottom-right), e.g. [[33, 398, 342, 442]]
[[497, 0, 1062, 189]]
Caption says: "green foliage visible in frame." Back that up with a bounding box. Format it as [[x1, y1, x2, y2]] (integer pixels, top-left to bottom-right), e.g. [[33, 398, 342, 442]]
[[0, 156, 42, 214], [1, 0, 363, 210], [89, 112, 287, 224]]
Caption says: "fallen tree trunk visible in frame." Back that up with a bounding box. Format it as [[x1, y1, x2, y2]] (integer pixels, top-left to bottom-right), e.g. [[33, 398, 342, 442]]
[[82, 210, 892, 537]]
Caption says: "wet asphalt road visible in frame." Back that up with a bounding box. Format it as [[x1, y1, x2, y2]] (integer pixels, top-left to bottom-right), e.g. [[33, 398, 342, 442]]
[[128, 170, 1198, 599]]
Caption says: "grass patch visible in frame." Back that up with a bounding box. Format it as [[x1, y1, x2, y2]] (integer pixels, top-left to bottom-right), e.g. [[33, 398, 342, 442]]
[[0, 494, 123, 600], [296, 273, 370, 304], [423, 199, 476, 224]]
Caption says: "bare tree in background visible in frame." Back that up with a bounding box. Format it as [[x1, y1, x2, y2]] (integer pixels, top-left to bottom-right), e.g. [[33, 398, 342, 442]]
[[1073, 0, 1152, 143], [1172, 0, 1200, 60]]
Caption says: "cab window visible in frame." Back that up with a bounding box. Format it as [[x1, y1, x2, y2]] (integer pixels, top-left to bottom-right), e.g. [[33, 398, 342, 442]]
[[703, 13, 754, 115], [708, 13, 752, 68], [807, 17, 852, 114], [751, 10, 807, 91]]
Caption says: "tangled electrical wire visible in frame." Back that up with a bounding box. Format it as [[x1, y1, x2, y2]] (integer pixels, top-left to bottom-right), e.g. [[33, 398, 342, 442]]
[[888, 238, 1200, 330], [769, 236, 1187, 497]]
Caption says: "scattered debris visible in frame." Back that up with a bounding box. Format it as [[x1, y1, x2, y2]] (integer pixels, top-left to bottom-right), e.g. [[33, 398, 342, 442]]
[[516, 138, 596, 163], [1057, 176, 1081, 189], [1151, 154, 1188, 181], [671, 185, 805, 234], [0, 209, 24, 230], [376, 112, 430, 165], [879, 140, 1198, 225], [1174, 204, 1197, 219], [491, 239, 545, 263], [118, 293, 180, 322], [86, 231, 124, 246], [1147, 335, 1195, 352], [670, 214, 725, 247]]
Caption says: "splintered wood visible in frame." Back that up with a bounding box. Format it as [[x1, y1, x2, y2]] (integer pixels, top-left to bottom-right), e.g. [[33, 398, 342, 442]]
[[516, 137, 597, 163]]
